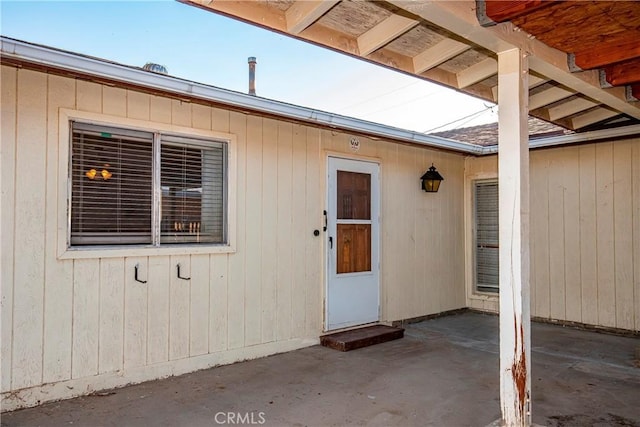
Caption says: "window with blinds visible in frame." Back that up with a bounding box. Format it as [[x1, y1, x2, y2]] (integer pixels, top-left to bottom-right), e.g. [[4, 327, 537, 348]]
[[160, 136, 225, 244], [475, 180, 499, 293], [71, 123, 154, 245], [69, 122, 227, 247]]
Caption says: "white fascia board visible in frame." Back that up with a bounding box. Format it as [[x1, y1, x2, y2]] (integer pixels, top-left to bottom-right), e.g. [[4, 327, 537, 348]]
[[0, 36, 482, 155]]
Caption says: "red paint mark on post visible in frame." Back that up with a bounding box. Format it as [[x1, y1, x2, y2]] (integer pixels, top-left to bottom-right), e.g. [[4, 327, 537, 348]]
[[511, 322, 528, 420]]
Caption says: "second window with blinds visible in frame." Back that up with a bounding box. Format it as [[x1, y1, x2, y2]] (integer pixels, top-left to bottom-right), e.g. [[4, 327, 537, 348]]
[[474, 179, 499, 293], [70, 122, 227, 247]]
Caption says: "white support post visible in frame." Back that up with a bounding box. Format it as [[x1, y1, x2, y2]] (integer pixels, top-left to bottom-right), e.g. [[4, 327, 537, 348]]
[[497, 48, 531, 427]]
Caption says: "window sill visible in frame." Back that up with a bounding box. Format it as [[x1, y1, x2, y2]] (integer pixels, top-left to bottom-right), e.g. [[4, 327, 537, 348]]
[[58, 243, 236, 260], [469, 292, 499, 300]]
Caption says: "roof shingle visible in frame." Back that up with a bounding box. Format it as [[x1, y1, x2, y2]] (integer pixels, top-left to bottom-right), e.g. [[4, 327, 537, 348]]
[[430, 117, 572, 146]]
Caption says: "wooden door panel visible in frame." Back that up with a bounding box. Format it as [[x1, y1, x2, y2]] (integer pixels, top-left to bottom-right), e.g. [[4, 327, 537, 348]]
[[336, 224, 371, 274], [337, 171, 371, 220]]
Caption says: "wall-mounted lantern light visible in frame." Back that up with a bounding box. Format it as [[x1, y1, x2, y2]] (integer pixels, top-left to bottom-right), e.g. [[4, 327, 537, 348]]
[[420, 164, 444, 193]]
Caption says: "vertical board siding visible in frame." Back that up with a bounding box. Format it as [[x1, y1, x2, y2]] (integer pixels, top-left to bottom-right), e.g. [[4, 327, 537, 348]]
[[432, 151, 446, 313], [396, 145, 418, 317], [76, 80, 101, 113], [191, 104, 211, 131], [613, 142, 634, 330], [437, 152, 451, 311], [1, 65, 17, 393], [171, 100, 191, 127], [578, 145, 598, 326], [547, 151, 566, 320], [261, 119, 278, 343], [209, 255, 229, 353], [149, 96, 171, 124], [43, 75, 75, 384], [123, 257, 148, 368], [466, 139, 640, 330], [304, 128, 322, 337], [291, 124, 308, 339], [415, 148, 430, 315], [12, 69, 47, 389], [71, 258, 100, 379], [211, 107, 230, 133], [563, 152, 582, 323], [169, 255, 190, 360], [446, 154, 462, 309], [633, 142, 640, 331], [244, 116, 263, 347], [102, 87, 126, 117], [147, 256, 170, 364], [98, 258, 125, 374], [380, 143, 399, 319], [227, 112, 246, 350], [126, 91, 150, 121], [531, 151, 551, 318], [276, 122, 293, 341], [595, 143, 616, 328], [208, 107, 230, 353], [189, 254, 211, 356]]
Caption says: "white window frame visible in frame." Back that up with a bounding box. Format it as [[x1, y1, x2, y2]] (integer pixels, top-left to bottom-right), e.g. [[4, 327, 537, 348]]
[[57, 109, 237, 259], [464, 171, 499, 304], [473, 178, 499, 294]]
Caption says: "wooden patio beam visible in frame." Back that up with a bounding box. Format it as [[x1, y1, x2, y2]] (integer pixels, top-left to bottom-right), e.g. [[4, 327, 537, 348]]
[[285, 1, 340, 34], [412, 38, 469, 74], [546, 97, 599, 121], [603, 58, 640, 87], [632, 84, 640, 101], [357, 14, 419, 56], [572, 37, 640, 70], [456, 57, 497, 89], [479, 0, 559, 26], [387, 0, 640, 120], [570, 107, 618, 130], [528, 86, 574, 110]]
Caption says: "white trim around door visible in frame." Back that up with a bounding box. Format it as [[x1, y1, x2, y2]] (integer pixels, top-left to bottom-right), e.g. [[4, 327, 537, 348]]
[[325, 156, 380, 331]]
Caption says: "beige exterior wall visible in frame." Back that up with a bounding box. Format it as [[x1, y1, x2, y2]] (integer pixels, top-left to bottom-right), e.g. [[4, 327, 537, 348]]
[[1, 66, 466, 409], [465, 140, 640, 332]]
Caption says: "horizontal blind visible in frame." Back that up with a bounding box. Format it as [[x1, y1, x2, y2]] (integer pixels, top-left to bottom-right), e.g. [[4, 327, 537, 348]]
[[70, 122, 153, 245], [160, 136, 226, 244], [475, 181, 499, 292]]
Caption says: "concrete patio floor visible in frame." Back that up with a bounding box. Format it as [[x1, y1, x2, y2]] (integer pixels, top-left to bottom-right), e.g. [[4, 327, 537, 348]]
[[2, 312, 639, 427]]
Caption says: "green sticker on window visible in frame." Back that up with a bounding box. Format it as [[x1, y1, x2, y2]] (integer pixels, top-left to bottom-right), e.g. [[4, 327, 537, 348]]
[[101, 132, 112, 138]]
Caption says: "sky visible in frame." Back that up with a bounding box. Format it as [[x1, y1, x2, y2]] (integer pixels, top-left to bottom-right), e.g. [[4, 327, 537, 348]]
[[0, 0, 498, 133]]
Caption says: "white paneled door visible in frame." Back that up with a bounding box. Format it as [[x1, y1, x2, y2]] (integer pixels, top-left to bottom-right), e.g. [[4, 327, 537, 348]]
[[326, 157, 380, 331]]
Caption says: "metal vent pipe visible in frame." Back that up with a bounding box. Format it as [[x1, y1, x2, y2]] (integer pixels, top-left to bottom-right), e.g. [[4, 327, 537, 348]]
[[248, 56, 256, 96]]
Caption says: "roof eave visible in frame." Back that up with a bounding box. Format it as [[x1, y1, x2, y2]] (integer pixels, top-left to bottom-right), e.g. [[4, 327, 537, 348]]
[[0, 36, 483, 155], [3, 37, 637, 157]]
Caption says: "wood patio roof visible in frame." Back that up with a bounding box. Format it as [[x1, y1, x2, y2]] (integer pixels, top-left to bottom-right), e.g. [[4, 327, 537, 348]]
[[182, 0, 640, 133]]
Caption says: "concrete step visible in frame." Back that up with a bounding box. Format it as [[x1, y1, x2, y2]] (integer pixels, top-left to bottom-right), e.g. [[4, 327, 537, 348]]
[[320, 325, 404, 352]]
